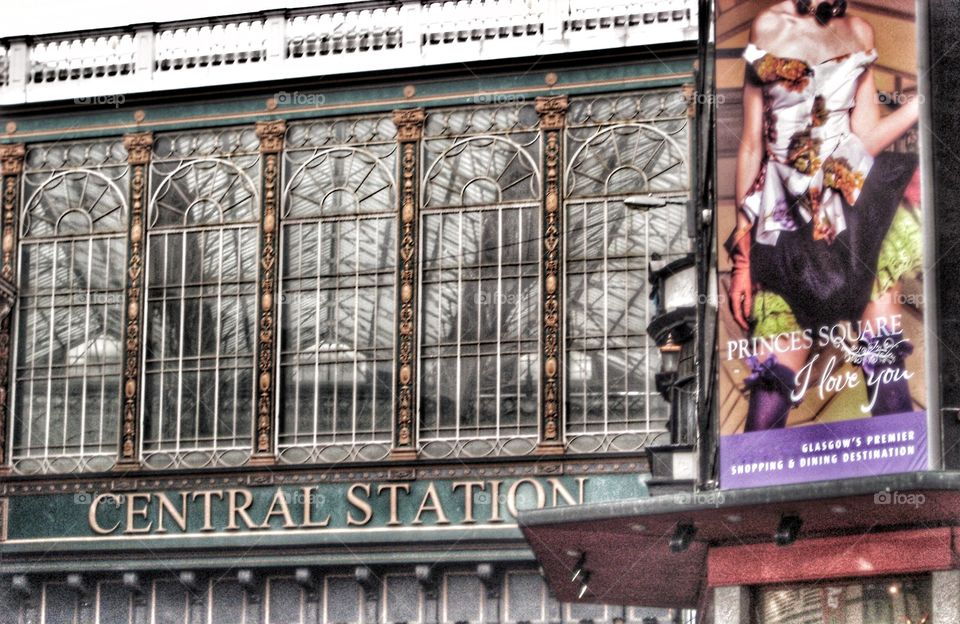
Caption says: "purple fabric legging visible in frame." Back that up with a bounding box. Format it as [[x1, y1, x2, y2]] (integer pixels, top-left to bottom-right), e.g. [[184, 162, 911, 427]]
[[743, 358, 796, 432]]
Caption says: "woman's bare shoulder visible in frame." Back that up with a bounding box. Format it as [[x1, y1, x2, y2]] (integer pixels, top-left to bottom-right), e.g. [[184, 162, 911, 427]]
[[750, 3, 795, 46], [845, 15, 876, 49]]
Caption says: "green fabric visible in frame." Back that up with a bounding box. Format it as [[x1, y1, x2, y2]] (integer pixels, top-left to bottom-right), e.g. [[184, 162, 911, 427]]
[[751, 205, 922, 338], [751, 290, 801, 337], [872, 205, 923, 297]]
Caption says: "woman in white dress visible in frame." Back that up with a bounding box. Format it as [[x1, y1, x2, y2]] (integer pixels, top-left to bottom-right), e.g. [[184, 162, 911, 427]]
[[727, 0, 922, 431]]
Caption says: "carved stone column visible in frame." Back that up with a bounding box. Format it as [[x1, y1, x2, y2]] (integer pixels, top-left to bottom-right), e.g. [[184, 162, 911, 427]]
[[251, 120, 285, 465], [536, 96, 568, 455], [116, 132, 152, 470], [391, 108, 425, 461], [0, 143, 24, 472]]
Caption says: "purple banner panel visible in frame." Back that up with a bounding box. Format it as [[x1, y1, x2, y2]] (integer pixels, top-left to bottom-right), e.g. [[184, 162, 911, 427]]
[[720, 411, 928, 489]]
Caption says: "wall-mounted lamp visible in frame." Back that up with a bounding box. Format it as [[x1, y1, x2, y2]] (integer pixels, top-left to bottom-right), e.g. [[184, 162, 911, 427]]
[[577, 572, 591, 599], [659, 335, 682, 375], [669, 523, 697, 553], [775, 515, 802, 546], [11, 574, 32, 597], [294, 568, 315, 591], [570, 553, 587, 582], [415, 564, 435, 594], [237, 569, 258, 593], [66, 574, 90, 596], [476, 563, 501, 600], [122, 572, 143, 595], [294, 567, 318, 602], [178, 571, 199, 592]]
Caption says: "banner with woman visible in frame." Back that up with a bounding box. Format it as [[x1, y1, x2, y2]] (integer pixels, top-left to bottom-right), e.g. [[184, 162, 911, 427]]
[[715, 0, 929, 488]]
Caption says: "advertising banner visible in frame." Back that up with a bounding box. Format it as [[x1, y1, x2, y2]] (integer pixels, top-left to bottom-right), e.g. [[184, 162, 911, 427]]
[[715, 0, 928, 488]]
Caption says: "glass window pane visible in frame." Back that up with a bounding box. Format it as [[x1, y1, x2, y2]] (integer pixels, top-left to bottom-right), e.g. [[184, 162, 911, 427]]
[[43, 584, 77, 624], [568, 602, 606, 622], [14, 141, 128, 475], [278, 123, 397, 465], [143, 227, 257, 468], [384, 575, 420, 624], [211, 581, 245, 624], [628, 606, 674, 623], [98, 582, 131, 624], [757, 577, 932, 624], [326, 577, 361, 624], [563, 93, 689, 454], [445, 574, 482, 624], [152, 581, 188, 624], [419, 111, 541, 459], [143, 128, 260, 470], [506, 573, 544, 624], [268, 578, 303, 624]]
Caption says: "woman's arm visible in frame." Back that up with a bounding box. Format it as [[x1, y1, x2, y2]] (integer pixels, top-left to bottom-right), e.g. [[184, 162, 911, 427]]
[[736, 80, 766, 208], [851, 67, 919, 156], [728, 77, 766, 331], [849, 19, 919, 156]]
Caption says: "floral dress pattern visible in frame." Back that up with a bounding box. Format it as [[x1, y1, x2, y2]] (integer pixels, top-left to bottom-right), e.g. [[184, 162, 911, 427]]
[[739, 44, 923, 338], [742, 43, 877, 246]]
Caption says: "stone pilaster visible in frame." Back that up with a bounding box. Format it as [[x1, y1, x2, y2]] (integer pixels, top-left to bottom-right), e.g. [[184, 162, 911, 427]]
[[250, 120, 286, 464], [116, 132, 153, 470], [391, 108, 426, 461], [535, 96, 568, 454], [0, 143, 25, 471]]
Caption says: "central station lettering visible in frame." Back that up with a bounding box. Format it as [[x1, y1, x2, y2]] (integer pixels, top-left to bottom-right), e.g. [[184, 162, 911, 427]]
[[87, 477, 588, 535]]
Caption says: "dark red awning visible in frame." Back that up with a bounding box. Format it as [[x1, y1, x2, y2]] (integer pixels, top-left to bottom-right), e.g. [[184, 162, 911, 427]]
[[518, 472, 960, 608]]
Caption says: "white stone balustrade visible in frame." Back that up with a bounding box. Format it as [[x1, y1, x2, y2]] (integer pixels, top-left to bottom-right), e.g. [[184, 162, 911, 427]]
[[30, 34, 136, 83], [155, 21, 268, 71], [0, 47, 8, 88], [0, 0, 696, 106]]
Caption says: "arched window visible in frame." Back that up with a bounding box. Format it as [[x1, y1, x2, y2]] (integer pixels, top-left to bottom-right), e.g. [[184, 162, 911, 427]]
[[13, 139, 129, 474], [563, 90, 690, 453], [143, 127, 260, 469], [419, 104, 542, 459], [278, 115, 398, 464]]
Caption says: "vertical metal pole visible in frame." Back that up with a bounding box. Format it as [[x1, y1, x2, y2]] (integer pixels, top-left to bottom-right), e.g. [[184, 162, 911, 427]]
[[922, 0, 947, 471], [696, 0, 718, 488]]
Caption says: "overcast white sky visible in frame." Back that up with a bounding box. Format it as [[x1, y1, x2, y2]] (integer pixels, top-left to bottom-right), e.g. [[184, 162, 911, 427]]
[[0, 0, 341, 38]]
